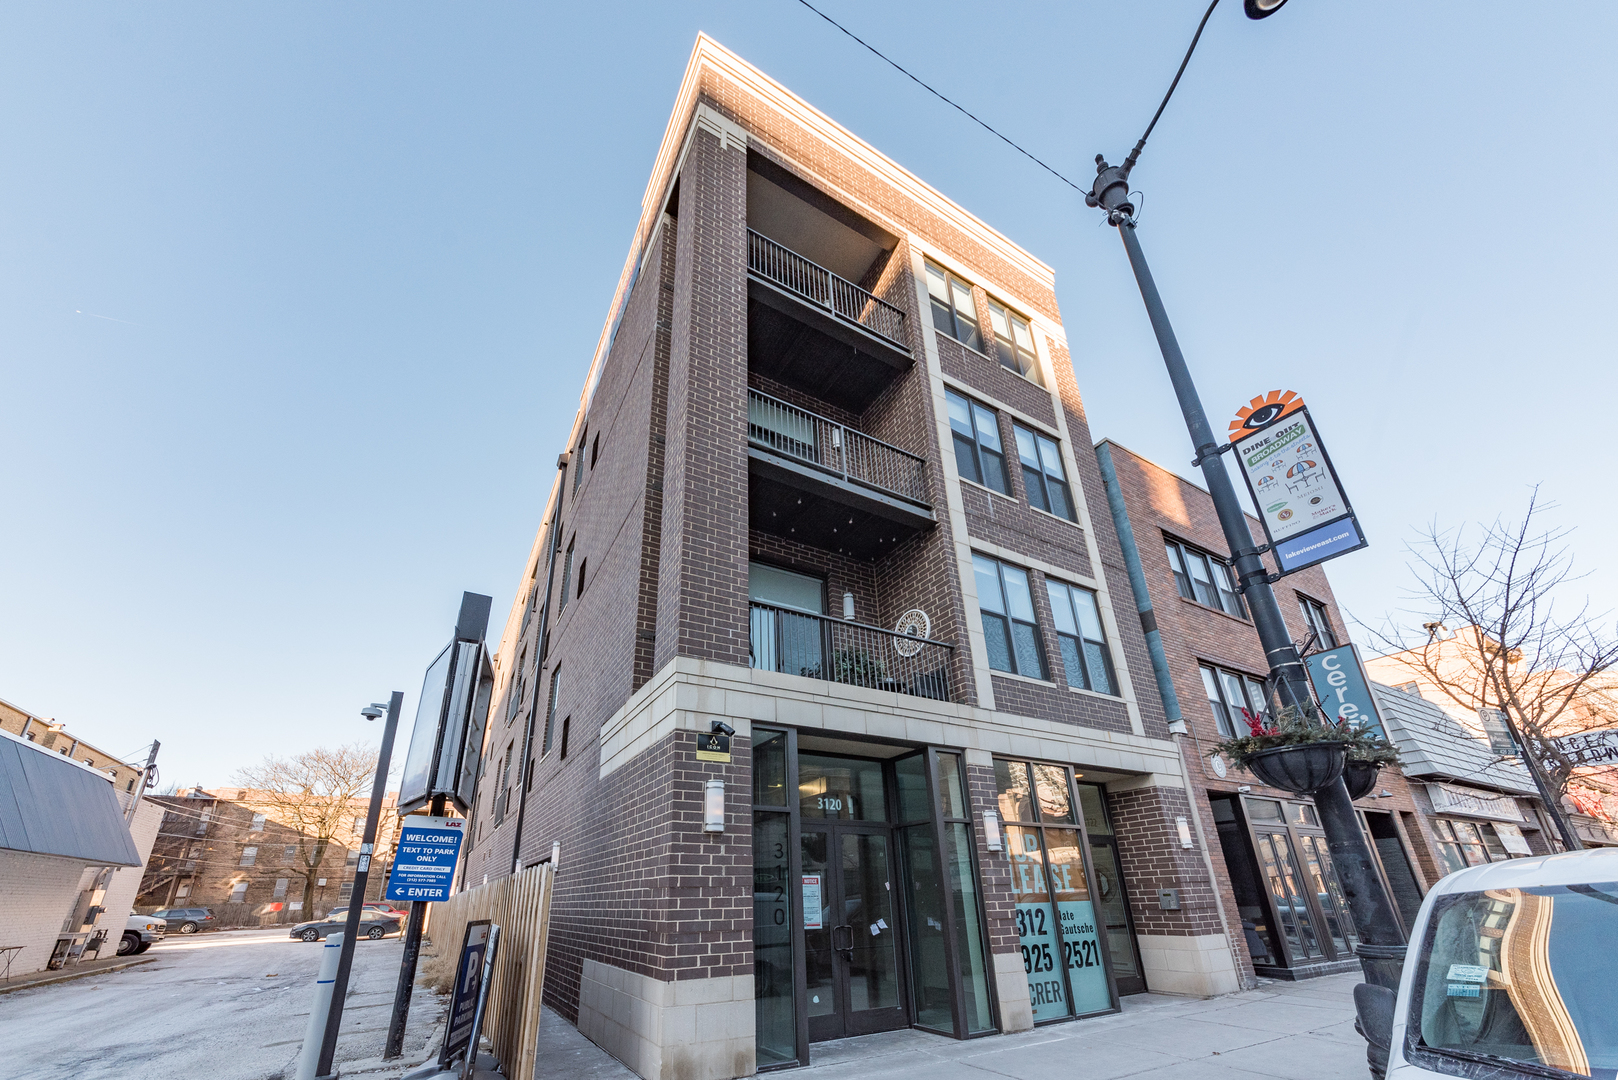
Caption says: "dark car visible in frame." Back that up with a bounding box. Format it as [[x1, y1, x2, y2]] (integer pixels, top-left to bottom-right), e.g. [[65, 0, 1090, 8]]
[[289, 912, 401, 943], [150, 907, 216, 935], [324, 902, 408, 920]]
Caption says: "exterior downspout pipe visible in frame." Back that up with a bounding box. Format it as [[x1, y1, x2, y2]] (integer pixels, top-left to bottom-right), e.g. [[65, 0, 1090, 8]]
[[1095, 442, 1185, 733], [509, 463, 568, 877], [1096, 440, 1251, 987]]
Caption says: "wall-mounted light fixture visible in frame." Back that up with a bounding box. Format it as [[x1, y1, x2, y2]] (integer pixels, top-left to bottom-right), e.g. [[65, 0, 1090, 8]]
[[1175, 816, 1194, 849], [982, 810, 1002, 851], [842, 592, 855, 621], [704, 779, 726, 833]]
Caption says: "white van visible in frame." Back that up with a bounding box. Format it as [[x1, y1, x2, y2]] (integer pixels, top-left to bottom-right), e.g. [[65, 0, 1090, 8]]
[[1357, 847, 1618, 1079]]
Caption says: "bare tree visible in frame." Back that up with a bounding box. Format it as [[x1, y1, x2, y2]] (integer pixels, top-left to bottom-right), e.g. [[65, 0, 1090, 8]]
[[1363, 490, 1618, 849], [234, 744, 380, 916]]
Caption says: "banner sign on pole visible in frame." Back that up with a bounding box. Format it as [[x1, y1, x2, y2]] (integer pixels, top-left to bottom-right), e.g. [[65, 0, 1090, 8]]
[[1228, 390, 1367, 575], [440, 920, 491, 1067], [384, 815, 465, 903], [1304, 644, 1388, 739], [1552, 729, 1618, 767]]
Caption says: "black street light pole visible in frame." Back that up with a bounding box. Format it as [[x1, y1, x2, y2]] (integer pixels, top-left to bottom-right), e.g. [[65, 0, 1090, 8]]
[[314, 691, 403, 1080], [1086, 0, 1406, 988]]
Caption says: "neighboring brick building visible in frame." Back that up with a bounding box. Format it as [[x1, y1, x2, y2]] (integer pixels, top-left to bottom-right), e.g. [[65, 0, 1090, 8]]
[[0, 694, 146, 795], [135, 786, 401, 925], [1095, 441, 1443, 981], [455, 37, 1257, 1080]]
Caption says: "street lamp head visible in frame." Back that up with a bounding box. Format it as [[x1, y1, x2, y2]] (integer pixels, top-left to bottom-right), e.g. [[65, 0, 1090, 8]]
[[360, 703, 387, 721], [1243, 0, 1288, 18]]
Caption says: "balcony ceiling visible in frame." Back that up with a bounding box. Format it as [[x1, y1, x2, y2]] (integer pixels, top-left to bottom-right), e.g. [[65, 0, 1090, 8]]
[[748, 295, 907, 413], [749, 451, 933, 561], [746, 156, 895, 283]]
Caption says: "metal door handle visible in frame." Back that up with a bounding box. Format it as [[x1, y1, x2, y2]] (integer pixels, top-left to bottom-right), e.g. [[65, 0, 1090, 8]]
[[832, 924, 854, 959]]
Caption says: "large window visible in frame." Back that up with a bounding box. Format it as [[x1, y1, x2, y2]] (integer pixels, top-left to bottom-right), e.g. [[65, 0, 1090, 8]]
[[1430, 818, 1520, 875], [995, 759, 1112, 1021], [558, 539, 574, 614], [239, 846, 257, 867], [974, 555, 1045, 679], [541, 668, 562, 756], [229, 882, 248, 904], [1045, 581, 1115, 694], [926, 262, 982, 351], [1201, 664, 1271, 738], [946, 389, 1008, 495], [988, 300, 1040, 383], [1164, 538, 1245, 618], [1014, 424, 1074, 521], [1297, 595, 1337, 649]]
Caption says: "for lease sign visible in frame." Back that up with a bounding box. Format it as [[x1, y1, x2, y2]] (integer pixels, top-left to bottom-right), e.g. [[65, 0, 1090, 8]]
[[384, 815, 465, 903]]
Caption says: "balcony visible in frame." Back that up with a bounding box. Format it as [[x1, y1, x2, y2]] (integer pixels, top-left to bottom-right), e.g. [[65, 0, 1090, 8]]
[[747, 230, 912, 413], [748, 388, 934, 558], [750, 601, 956, 702]]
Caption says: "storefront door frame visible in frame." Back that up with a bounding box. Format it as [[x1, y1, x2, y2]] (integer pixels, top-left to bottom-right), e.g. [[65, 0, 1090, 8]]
[[1238, 796, 1358, 972]]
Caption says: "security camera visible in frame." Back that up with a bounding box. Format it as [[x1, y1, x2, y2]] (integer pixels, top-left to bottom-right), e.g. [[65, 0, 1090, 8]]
[[360, 704, 387, 721], [710, 721, 735, 738]]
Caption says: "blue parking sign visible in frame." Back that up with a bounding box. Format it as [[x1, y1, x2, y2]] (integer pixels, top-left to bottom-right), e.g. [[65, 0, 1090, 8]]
[[385, 815, 465, 903]]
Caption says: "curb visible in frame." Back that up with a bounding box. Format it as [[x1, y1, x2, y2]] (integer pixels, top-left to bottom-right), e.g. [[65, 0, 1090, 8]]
[[0, 955, 158, 994]]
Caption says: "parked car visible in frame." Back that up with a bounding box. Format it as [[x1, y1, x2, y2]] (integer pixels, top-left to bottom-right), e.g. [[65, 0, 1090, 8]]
[[149, 907, 216, 934], [119, 913, 166, 956], [288, 912, 401, 943], [1356, 847, 1618, 1079], [324, 902, 407, 919]]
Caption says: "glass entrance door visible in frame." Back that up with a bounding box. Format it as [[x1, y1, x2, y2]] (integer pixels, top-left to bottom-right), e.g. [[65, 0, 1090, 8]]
[[801, 825, 906, 1040]]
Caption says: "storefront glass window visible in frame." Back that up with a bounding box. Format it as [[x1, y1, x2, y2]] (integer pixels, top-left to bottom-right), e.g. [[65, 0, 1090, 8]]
[[800, 753, 886, 820], [753, 811, 795, 1066], [936, 753, 966, 818], [944, 821, 995, 1033], [754, 729, 787, 807], [996, 759, 1114, 1021], [1297, 833, 1357, 954], [896, 754, 930, 822], [1076, 784, 1141, 985], [900, 824, 952, 1031]]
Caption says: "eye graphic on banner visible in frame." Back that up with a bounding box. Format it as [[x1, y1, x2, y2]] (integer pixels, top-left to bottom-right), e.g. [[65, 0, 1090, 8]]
[[1227, 391, 1368, 576]]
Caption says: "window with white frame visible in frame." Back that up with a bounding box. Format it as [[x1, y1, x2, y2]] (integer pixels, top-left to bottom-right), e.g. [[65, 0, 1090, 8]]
[[337, 881, 353, 902], [1164, 538, 1245, 618], [542, 668, 562, 756], [987, 299, 1041, 383], [1200, 664, 1271, 738], [1297, 595, 1338, 649], [1045, 580, 1115, 694], [239, 846, 257, 867], [250, 813, 267, 832], [973, 554, 1046, 679], [945, 389, 1008, 494], [229, 882, 249, 904], [284, 845, 297, 863], [558, 540, 575, 614], [272, 879, 288, 899], [1013, 423, 1074, 521], [925, 262, 982, 351]]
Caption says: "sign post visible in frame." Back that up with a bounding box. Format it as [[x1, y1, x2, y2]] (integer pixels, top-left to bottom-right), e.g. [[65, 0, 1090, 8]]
[[384, 816, 465, 904], [1228, 391, 1367, 576]]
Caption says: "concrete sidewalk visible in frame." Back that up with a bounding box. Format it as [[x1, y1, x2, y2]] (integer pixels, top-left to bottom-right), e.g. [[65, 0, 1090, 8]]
[[531, 972, 1369, 1080]]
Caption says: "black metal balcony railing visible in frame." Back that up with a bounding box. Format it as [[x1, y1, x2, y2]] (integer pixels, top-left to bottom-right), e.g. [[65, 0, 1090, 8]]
[[747, 229, 908, 349], [749, 601, 954, 702], [748, 389, 928, 506]]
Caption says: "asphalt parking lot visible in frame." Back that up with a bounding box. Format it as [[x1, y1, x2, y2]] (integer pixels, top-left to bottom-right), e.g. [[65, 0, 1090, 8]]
[[0, 927, 447, 1080]]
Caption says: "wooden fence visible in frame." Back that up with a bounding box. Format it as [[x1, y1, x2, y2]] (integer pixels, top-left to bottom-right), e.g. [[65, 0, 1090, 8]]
[[423, 859, 557, 1080]]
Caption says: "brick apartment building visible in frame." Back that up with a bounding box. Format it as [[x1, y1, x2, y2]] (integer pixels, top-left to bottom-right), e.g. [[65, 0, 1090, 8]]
[[136, 786, 400, 924], [454, 37, 1263, 1080], [0, 695, 146, 795]]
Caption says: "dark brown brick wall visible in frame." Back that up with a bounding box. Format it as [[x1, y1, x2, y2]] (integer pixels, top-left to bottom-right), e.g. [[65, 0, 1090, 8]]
[[1105, 786, 1226, 937], [655, 115, 751, 672]]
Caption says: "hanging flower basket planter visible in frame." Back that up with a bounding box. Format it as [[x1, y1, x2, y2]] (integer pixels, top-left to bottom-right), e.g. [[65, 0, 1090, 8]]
[[1343, 760, 1382, 801], [1209, 703, 1401, 797], [1243, 741, 1348, 794]]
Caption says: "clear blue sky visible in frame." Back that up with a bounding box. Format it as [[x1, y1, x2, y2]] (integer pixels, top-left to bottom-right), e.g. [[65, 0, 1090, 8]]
[[2, 2, 1613, 786]]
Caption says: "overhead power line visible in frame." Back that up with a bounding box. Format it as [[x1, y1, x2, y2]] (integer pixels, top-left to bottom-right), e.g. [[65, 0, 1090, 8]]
[[789, 0, 1085, 193]]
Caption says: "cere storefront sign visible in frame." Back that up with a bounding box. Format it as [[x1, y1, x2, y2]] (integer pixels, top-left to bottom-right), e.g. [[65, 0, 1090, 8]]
[[1227, 391, 1367, 575], [1304, 644, 1388, 738], [995, 758, 1113, 1020]]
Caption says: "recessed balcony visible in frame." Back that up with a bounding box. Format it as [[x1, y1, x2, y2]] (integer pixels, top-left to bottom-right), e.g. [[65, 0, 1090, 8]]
[[748, 388, 934, 559], [747, 229, 912, 413], [749, 601, 956, 702]]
